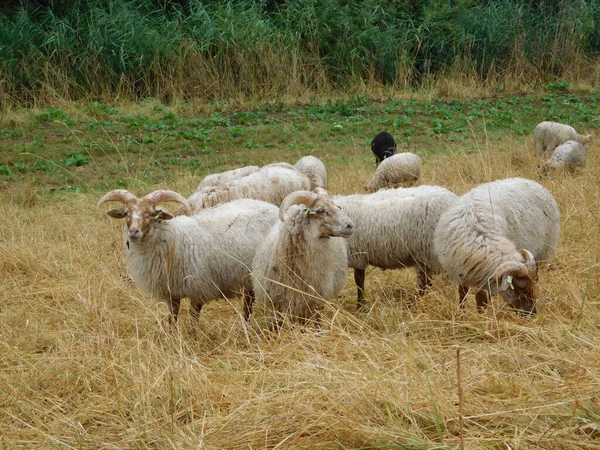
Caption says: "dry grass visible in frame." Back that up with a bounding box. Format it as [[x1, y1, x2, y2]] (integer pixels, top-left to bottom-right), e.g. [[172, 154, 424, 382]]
[[1, 132, 599, 449]]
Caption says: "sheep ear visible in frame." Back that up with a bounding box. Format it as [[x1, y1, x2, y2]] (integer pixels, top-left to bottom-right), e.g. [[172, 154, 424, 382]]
[[153, 210, 174, 221], [107, 208, 128, 219]]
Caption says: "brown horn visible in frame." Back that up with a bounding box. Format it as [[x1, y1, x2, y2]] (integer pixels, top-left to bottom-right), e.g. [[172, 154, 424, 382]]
[[144, 190, 191, 215], [279, 190, 318, 221], [97, 189, 137, 208]]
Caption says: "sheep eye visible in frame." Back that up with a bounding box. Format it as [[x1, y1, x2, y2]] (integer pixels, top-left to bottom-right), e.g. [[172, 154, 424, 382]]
[[315, 207, 325, 215]]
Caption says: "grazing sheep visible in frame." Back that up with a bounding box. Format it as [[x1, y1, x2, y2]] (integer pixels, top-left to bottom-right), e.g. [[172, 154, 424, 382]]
[[188, 164, 310, 213], [332, 186, 459, 308], [537, 140, 587, 175], [371, 131, 397, 166], [252, 188, 354, 326], [364, 152, 422, 192], [295, 155, 327, 189], [434, 178, 560, 316], [533, 121, 591, 155], [98, 189, 279, 322]]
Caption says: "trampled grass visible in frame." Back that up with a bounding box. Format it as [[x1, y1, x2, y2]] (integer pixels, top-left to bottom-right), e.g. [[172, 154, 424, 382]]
[[0, 96, 599, 449]]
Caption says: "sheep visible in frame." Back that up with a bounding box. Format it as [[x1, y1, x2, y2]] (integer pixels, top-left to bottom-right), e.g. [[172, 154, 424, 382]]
[[533, 121, 591, 155], [252, 188, 354, 326], [537, 140, 587, 176], [188, 164, 311, 213], [371, 131, 397, 166], [97, 189, 279, 323], [294, 155, 327, 189], [433, 178, 560, 316], [332, 185, 459, 309], [364, 152, 422, 192]]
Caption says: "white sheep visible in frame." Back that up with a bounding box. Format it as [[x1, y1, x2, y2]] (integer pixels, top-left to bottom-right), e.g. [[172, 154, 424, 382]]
[[433, 178, 560, 316], [252, 188, 354, 326], [188, 164, 310, 213], [332, 185, 458, 308], [294, 155, 327, 189], [98, 189, 279, 322], [533, 121, 591, 155], [537, 140, 587, 175], [364, 152, 422, 192]]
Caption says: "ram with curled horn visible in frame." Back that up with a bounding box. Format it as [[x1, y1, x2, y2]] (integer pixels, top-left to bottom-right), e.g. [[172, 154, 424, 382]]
[[98, 188, 279, 324]]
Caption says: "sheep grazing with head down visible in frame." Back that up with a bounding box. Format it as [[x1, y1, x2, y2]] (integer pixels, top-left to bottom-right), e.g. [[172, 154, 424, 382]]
[[434, 178, 560, 316], [371, 131, 397, 166], [252, 188, 354, 326], [364, 152, 422, 192], [537, 140, 587, 176], [294, 155, 327, 189], [533, 121, 591, 155], [332, 185, 458, 308], [98, 189, 279, 323], [188, 164, 310, 213]]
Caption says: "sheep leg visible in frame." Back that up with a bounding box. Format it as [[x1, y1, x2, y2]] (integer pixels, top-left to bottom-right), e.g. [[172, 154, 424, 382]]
[[354, 268, 367, 310], [416, 269, 432, 296], [243, 289, 255, 321], [475, 290, 490, 312], [458, 285, 469, 308]]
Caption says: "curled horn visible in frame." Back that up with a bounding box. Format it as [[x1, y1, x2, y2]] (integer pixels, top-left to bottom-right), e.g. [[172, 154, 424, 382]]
[[144, 190, 191, 215], [519, 249, 537, 271], [279, 190, 318, 221], [97, 189, 137, 208]]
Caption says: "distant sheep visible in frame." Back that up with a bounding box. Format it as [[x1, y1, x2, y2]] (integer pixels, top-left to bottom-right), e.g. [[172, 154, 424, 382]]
[[371, 131, 397, 166], [434, 178, 560, 316], [332, 186, 458, 308], [295, 155, 327, 189], [537, 140, 586, 176], [188, 164, 310, 213], [533, 121, 591, 155], [98, 189, 279, 322], [364, 152, 422, 192], [252, 188, 354, 326]]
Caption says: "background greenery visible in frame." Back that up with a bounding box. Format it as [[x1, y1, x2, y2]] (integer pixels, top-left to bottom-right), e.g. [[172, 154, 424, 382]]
[[2, 0, 600, 105]]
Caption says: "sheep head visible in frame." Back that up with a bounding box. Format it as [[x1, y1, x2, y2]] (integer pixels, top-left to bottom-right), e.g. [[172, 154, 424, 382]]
[[97, 189, 191, 241], [279, 188, 354, 238], [371, 131, 397, 165], [497, 249, 539, 316]]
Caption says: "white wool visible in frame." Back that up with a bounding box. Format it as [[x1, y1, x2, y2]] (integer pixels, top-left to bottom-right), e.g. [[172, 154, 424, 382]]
[[333, 185, 458, 302], [188, 165, 310, 213], [533, 121, 591, 155], [125, 198, 279, 312], [364, 152, 422, 192], [539, 140, 587, 175], [434, 177, 560, 303], [295, 155, 327, 189]]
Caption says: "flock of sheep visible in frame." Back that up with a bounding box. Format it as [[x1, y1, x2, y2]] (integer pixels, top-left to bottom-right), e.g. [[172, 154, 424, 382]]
[[97, 120, 591, 327]]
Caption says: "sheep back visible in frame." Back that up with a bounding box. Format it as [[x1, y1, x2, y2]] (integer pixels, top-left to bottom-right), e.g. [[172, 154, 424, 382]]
[[365, 152, 422, 192], [334, 185, 458, 273], [188, 165, 310, 212]]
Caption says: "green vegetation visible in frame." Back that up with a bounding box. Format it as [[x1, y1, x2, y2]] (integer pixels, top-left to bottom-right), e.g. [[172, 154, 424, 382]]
[[1, 88, 598, 193], [1, 0, 600, 105]]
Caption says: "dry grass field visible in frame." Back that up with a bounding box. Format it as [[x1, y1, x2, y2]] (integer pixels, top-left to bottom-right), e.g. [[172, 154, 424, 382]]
[[1, 100, 599, 449]]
